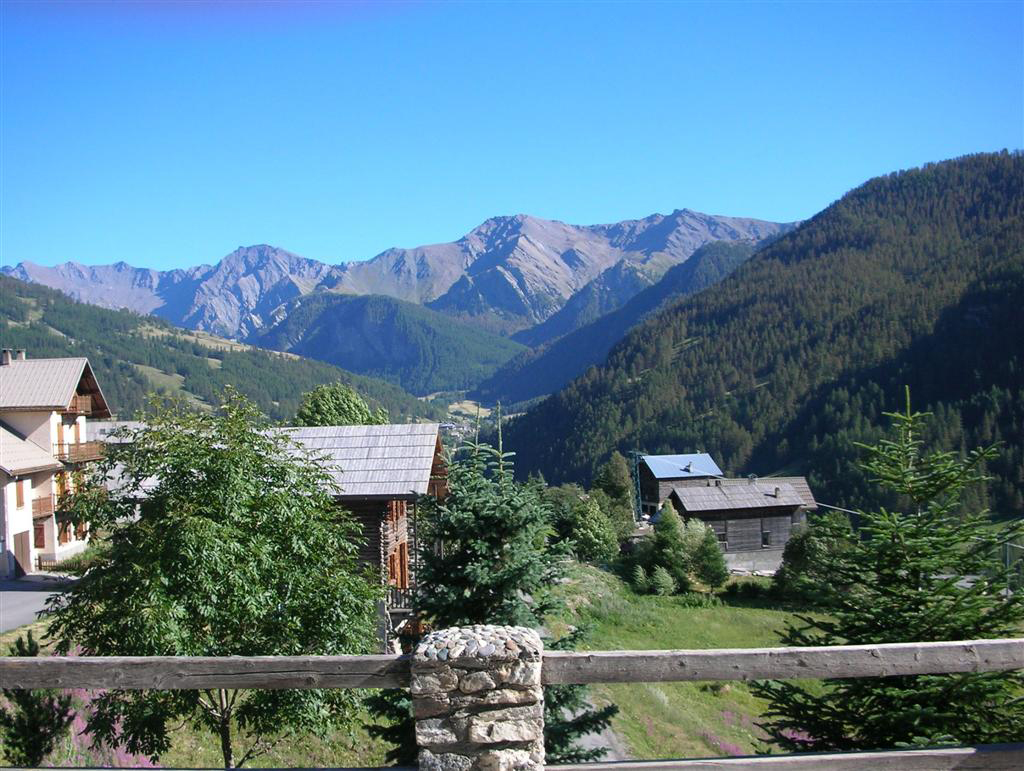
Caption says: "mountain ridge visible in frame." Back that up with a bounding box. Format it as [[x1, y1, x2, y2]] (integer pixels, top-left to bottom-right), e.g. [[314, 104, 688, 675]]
[[2, 209, 794, 340]]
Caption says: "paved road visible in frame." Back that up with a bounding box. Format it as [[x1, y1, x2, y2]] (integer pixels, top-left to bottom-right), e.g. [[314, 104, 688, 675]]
[[0, 574, 74, 633]]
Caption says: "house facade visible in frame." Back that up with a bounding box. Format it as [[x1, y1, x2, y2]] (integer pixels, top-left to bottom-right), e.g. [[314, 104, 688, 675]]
[[0, 349, 111, 577]]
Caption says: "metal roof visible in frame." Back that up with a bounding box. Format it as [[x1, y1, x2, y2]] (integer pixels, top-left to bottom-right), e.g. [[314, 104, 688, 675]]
[[0, 422, 62, 475], [641, 453, 723, 480], [279, 423, 442, 499], [0, 357, 112, 416], [671, 480, 805, 512]]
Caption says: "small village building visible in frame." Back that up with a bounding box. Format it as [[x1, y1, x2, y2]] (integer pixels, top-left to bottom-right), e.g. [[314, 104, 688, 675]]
[[637, 453, 724, 518], [281, 423, 447, 616], [0, 350, 112, 577], [638, 452, 816, 572], [667, 477, 815, 571]]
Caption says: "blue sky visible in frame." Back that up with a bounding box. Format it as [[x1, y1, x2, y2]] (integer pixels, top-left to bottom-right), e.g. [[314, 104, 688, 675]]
[[1, 1, 1021, 270]]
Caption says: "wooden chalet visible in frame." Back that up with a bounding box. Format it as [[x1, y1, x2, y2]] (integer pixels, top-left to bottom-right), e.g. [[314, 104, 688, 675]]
[[282, 423, 446, 614]]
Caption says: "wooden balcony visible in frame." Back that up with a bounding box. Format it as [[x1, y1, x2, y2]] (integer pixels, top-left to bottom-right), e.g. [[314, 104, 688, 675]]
[[54, 441, 104, 463], [31, 494, 57, 519], [62, 393, 94, 415]]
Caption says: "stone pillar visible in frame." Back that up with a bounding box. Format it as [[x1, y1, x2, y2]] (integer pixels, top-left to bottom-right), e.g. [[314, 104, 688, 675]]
[[411, 625, 545, 771]]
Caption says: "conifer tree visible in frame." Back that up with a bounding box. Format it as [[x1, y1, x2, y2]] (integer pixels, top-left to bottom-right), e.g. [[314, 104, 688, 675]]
[[693, 527, 729, 589], [754, 392, 1024, 751], [649, 501, 691, 593], [414, 439, 617, 762]]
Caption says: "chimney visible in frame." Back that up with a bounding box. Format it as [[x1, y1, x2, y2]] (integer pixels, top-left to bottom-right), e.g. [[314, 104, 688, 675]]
[[14, 349, 26, 361], [774, 486, 781, 498], [0, 349, 11, 366]]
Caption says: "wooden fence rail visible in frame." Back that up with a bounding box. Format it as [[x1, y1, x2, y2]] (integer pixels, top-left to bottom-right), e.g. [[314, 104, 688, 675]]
[[3, 637, 1021, 691]]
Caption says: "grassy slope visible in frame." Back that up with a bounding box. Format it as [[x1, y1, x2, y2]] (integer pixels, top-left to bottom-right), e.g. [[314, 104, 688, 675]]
[[554, 565, 821, 760]]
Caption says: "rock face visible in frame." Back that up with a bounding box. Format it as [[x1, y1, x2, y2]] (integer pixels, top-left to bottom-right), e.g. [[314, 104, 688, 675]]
[[411, 625, 545, 771], [2, 210, 793, 340]]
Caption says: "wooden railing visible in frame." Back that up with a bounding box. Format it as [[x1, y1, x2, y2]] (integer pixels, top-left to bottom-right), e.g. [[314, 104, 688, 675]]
[[32, 494, 57, 519], [54, 440, 104, 463], [387, 585, 417, 611], [63, 394, 94, 415], [2, 637, 1021, 769]]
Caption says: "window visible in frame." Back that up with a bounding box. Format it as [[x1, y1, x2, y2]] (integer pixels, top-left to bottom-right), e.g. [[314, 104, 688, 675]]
[[761, 530, 772, 548], [34, 521, 45, 549], [716, 531, 728, 551], [15, 479, 24, 508], [59, 520, 71, 545]]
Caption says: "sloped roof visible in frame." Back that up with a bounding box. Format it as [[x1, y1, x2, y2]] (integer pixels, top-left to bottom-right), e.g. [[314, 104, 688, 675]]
[[0, 357, 112, 417], [761, 476, 817, 509], [671, 480, 805, 512], [0, 423, 62, 475], [642, 453, 723, 480], [281, 423, 442, 499]]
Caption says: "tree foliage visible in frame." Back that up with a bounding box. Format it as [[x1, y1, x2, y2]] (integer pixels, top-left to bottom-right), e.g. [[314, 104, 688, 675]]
[[294, 382, 389, 426], [46, 391, 381, 768], [754, 394, 1024, 751], [544, 485, 619, 564], [0, 631, 74, 766]]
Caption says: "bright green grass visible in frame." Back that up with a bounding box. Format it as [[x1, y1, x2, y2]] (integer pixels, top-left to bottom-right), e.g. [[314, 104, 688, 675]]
[[553, 564, 823, 760]]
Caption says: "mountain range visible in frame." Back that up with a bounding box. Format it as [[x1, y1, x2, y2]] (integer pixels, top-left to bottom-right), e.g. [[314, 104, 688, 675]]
[[2, 210, 792, 342]]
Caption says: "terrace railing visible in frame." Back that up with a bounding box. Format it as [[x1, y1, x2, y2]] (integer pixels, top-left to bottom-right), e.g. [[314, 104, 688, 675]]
[[32, 494, 57, 519], [63, 394, 94, 415], [2, 632, 1022, 770], [54, 440, 105, 463]]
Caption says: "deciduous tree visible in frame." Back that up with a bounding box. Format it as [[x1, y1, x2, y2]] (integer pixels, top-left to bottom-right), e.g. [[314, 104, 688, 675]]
[[48, 391, 381, 768], [294, 382, 388, 426]]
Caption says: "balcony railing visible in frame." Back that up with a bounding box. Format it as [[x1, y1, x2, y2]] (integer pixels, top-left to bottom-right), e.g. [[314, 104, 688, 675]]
[[63, 394, 94, 415], [54, 441, 104, 463], [31, 494, 57, 519]]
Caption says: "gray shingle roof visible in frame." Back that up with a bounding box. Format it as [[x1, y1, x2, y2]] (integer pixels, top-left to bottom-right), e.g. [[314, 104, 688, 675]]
[[672, 481, 805, 512], [761, 476, 817, 509], [642, 453, 723, 479], [0, 423, 62, 475], [0, 357, 111, 416], [281, 423, 441, 499]]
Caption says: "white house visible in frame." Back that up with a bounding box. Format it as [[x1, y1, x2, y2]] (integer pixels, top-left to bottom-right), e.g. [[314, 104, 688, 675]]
[[0, 349, 112, 577]]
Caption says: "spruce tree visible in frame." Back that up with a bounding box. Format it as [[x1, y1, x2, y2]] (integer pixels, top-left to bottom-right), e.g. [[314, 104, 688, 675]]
[[693, 526, 729, 589], [754, 392, 1024, 751], [414, 439, 617, 762], [0, 631, 74, 766], [649, 501, 691, 593]]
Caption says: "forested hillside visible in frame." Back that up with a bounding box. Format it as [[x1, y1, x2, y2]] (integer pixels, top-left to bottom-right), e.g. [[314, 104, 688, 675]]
[[0, 276, 442, 422], [476, 241, 756, 405], [254, 292, 526, 395], [504, 152, 1024, 518]]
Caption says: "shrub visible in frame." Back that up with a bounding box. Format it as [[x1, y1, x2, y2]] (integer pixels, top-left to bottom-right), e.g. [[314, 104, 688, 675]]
[[651, 565, 677, 596], [631, 564, 649, 594]]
